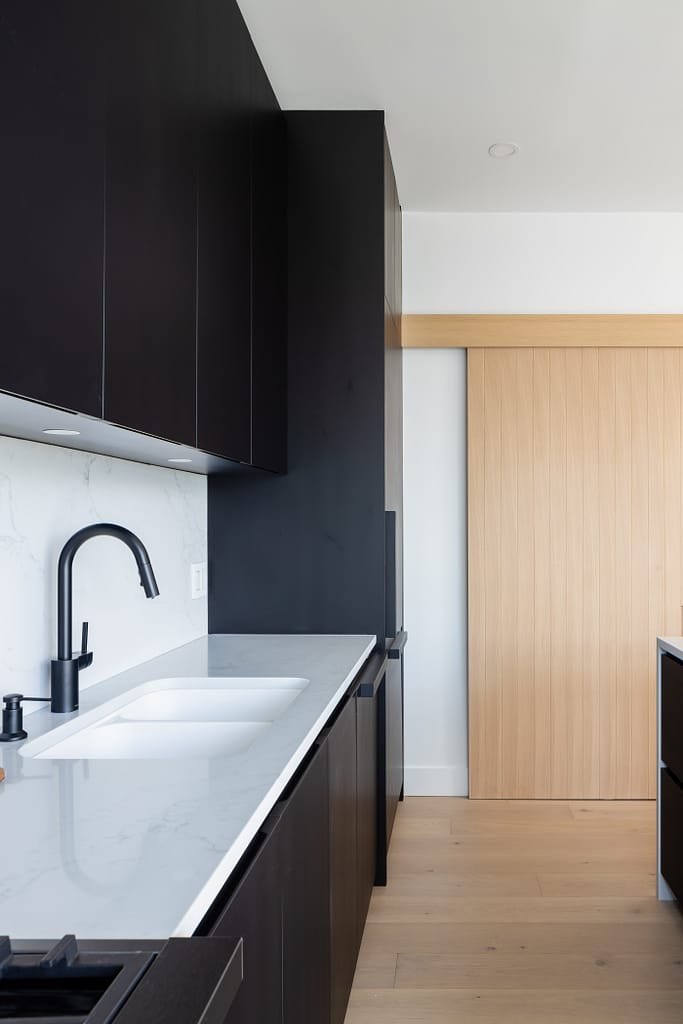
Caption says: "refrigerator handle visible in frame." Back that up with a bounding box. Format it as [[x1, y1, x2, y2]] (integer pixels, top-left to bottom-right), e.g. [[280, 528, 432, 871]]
[[385, 630, 407, 660], [385, 510, 397, 639]]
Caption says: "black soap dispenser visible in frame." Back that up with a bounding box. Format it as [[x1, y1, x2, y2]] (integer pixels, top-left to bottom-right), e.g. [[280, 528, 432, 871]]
[[0, 694, 49, 742]]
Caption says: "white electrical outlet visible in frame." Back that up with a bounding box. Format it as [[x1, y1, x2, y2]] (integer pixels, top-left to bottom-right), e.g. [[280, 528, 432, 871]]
[[190, 561, 208, 600]]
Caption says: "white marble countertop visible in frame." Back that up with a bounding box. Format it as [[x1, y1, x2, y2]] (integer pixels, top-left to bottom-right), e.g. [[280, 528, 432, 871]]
[[0, 634, 375, 940], [658, 637, 683, 661]]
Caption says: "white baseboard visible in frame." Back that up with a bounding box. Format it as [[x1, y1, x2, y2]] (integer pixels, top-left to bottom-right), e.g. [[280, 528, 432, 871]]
[[404, 764, 468, 796]]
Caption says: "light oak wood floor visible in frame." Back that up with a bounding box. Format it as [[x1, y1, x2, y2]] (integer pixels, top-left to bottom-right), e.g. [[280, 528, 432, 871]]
[[345, 798, 683, 1023]]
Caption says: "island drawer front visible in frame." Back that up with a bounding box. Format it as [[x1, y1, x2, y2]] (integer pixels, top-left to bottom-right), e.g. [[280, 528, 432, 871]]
[[661, 767, 683, 901], [661, 653, 683, 782]]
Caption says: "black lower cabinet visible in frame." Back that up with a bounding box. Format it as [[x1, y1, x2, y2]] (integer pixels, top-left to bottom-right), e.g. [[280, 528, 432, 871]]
[[207, 823, 283, 1024], [328, 696, 359, 1024], [356, 684, 379, 940], [282, 745, 331, 1024], [661, 653, 683, 784], [661, 767, 683, 901], [200, 656, 384, 1024], [381, 656, 404, 870]]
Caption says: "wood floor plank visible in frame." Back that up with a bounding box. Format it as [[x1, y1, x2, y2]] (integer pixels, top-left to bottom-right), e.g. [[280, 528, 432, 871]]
[[360, 920, 683, 956], [366, 895, 681, 925], [394, 951, 683, 990], [346, 988, 683, 1024], [537, 872, 657, 898]]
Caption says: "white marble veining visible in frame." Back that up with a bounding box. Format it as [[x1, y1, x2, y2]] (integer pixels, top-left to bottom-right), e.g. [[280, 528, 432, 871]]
[[0, 436, 207, 709], [0, 633, 375, 939]]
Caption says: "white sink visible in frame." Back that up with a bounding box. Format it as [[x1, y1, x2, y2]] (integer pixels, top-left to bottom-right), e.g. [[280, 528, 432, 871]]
[[37, 721, 271, 760], [20, 676, 310, 761], [119, 686, 302, 723]]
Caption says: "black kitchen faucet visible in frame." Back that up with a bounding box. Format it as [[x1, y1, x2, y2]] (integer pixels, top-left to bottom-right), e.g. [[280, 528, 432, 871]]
[[50, 524, 159, 713], [1, 524, 159, 740]]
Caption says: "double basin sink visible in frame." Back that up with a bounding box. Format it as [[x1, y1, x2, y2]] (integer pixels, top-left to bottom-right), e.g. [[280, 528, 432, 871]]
[[19, 676, 310, 760]]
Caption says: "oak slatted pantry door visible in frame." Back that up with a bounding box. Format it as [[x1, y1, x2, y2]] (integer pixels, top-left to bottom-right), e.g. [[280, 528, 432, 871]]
[[468, 348, 683, 799]]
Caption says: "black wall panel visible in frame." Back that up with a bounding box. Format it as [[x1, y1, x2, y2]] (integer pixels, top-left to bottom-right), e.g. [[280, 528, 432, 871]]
[[209, 112, 387, 641]]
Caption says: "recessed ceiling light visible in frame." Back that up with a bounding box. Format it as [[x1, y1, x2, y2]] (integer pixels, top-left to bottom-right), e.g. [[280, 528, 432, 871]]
[[42, 428, 81, 436], [488, 142, 519, 159], [168, 457, 192, 464]]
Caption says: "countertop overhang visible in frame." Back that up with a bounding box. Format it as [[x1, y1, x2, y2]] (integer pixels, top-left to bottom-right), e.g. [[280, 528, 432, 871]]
[[658, 637, 683, 662], [0, 633, 375, 939]]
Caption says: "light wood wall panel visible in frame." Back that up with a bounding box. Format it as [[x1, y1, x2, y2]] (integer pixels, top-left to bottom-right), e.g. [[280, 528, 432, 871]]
[[468, 348, 683, 799]]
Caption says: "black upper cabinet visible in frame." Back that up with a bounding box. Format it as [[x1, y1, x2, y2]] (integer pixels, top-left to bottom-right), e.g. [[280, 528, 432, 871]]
[[0, 2, 104, 417], [251, 55, 287, 473], [196, 0, 252, 462], [104, 0, 198, 446], [1, 0, 286, 468]]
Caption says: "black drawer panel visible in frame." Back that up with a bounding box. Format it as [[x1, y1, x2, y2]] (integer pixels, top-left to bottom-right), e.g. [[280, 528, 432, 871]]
[[661, 767, 683, 900], [661, 653, 683, 782]]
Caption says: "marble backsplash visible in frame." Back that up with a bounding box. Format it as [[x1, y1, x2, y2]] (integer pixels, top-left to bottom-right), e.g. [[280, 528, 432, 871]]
[[0, 436, 207, 712]]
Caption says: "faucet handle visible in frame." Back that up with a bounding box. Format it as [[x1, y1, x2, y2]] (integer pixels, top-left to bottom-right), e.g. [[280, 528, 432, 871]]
[[77, 621, 93, 670]]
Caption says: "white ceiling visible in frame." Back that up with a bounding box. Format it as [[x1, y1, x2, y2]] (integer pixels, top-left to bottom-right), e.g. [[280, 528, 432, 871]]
[[237, 0, 683, 212]]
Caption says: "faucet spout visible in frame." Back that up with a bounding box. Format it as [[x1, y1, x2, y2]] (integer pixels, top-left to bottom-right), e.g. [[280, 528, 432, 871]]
[[52, 524, 159, 712]]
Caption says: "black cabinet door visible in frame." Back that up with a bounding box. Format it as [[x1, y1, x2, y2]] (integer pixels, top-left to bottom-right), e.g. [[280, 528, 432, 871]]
[[104, 0, 197, 445], [0, 2, 104, 417], [661, 768, 683, 900], [661, 653, 683, 783], [384, 656, 404, 851], [357, 684, 379, 935], [251, 54, 287, 473], [328, 696, 358, 1024], [282, 746, 331, 1024], [196, 0, 251, 462], [114, 938, 242, 1024], [208, 826, 282, 1024]]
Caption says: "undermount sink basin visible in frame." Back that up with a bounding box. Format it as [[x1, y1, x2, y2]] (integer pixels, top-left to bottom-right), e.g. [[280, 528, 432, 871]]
[[20, 676, 310, 761], [119, 686, 302, 723]]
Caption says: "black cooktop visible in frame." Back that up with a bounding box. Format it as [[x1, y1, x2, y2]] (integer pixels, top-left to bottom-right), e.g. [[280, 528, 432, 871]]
[[0, 935, 159, 1023], [0, 933, 242, 1024]]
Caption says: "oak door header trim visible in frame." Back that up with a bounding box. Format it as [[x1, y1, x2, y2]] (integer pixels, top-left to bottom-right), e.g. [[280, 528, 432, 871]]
[[402, 314, 683, 349]]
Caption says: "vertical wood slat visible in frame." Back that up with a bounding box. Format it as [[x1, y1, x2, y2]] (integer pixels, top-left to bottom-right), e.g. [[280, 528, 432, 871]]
[[614, 351, 632, 796], [500, 349, 519, 797], [630, 349, 649, 798], [532, 350, 551, 799], [468, 347, 682, 799], [516, 350, 535, 798], [647, 350, 665, 801], [483, 352, 503, 797], [565, 350, 584, 798], [582, 349, 600, 798], [598, 350, 617, 799], [549, 350, 568, 798], [467, 351, 486, 798]]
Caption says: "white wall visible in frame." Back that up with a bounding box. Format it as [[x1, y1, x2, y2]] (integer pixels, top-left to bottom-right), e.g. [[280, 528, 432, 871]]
[[404, 212, 683, 313], [402, 211, 683, 795], [0, 437, 207, 712], [403, 349, 468, 795]]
